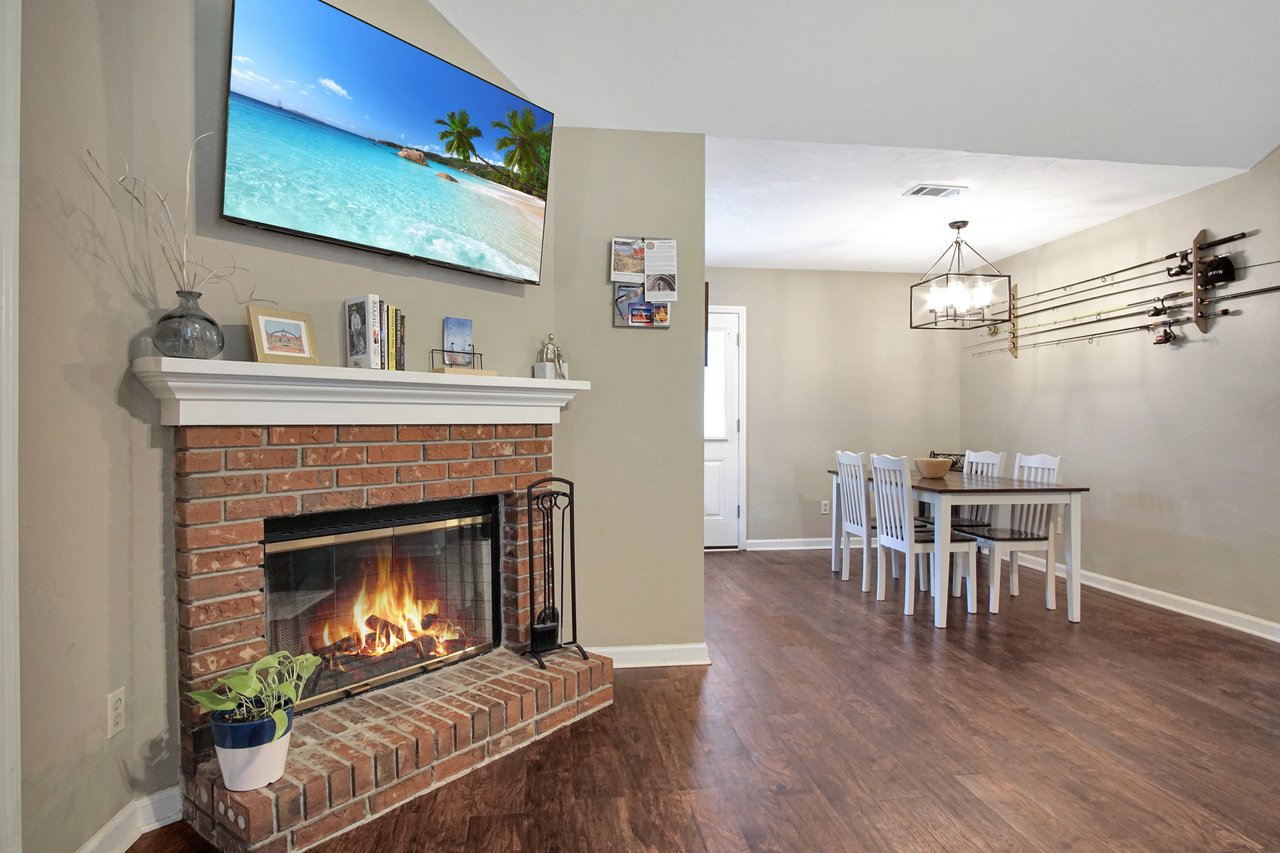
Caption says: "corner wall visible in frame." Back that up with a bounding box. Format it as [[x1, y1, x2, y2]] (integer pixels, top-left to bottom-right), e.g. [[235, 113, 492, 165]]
[[959, 146, 1280, 623], [708, 268, 961, 541]]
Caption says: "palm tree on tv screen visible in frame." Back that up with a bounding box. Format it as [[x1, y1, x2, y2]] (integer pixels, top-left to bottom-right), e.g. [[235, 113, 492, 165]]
[[434, 110, 485, 163], [491, 108, 551, 193]]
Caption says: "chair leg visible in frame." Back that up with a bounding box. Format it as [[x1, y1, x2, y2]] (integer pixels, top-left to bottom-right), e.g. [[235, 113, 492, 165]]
[[989, 546, 1002, 614], [891, 551, 900, 579], [1044, 537, 1057, 611], [875, 545, 887, 601], [917, 554, 928, 591], [965, 552, 978, 614], [840, 530, 851, 582], [903, 551, 916, 615], [951, 554, 963, 598], [860, 536, 873, 593], [1009, 549, 1020, 597]]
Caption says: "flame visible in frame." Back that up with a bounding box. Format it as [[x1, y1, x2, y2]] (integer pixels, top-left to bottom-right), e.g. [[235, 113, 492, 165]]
[[311, 543, 462, 661]]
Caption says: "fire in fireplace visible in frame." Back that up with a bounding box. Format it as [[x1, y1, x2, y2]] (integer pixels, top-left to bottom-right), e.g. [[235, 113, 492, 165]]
[[262, 496, 501, 710]]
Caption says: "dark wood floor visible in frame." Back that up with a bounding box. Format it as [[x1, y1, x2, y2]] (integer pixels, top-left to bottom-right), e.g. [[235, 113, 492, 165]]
[[133, 549, 1280, 852]]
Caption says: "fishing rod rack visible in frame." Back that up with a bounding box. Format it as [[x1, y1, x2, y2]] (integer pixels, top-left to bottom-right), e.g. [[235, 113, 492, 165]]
[[970, 229, 1280, 358], [523, 476, 588, 668]]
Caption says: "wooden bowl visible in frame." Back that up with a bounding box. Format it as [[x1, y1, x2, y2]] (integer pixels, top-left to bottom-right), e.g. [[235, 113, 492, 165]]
[[914, 458, 951, 478]]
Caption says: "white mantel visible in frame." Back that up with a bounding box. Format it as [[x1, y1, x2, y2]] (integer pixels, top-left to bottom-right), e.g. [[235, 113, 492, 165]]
[[131, 357, 589, 426]]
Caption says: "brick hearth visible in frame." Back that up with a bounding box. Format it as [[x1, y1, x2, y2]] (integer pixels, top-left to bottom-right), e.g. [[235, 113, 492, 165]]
[[171, 422, 612, 852]]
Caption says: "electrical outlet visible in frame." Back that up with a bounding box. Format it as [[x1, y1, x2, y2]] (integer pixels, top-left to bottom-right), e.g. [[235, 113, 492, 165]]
[[107, 687, 126, 740], [820, 500, 831, 515]]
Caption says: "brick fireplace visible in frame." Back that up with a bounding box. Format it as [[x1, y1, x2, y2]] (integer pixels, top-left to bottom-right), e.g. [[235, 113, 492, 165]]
[[135, 358, 609, 852]]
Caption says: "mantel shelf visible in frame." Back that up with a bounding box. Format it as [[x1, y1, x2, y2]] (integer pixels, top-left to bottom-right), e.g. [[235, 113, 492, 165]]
[[131, 357, 590, 426]]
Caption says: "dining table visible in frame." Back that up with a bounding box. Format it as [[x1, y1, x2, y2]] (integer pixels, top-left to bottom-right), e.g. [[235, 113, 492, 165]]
[[829, 468, 1090, 628]]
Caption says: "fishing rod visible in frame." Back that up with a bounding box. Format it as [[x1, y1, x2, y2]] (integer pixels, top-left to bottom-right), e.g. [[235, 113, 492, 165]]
[[1013, 273, 1198, 320], [962, 289, 1193, 350], [972, 311, 1230, 358]]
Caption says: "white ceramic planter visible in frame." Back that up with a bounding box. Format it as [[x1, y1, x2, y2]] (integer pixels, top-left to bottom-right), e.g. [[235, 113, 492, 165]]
[[215, 730, 291, 792]]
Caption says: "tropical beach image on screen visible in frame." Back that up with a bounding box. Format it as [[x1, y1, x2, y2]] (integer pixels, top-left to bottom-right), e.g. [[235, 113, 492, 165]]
[[223, 0, 552, 283]]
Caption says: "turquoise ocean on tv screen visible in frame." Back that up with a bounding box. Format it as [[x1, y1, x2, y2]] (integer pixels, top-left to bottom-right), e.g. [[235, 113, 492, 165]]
[[223, 92, 544, 281]]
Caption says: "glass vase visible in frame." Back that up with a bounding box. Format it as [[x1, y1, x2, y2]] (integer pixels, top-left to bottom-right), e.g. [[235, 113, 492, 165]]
[[153, 290, 225, 359]]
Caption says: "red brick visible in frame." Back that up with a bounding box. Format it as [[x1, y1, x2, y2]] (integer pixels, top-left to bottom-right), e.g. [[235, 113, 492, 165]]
[[424, 442, 471, 461], [578, 684, 615, 716], [496, 424, 535, 439], [226, 448, 300, 470], [448, 460, 493, 479], [318, 739, 374, 797], [587, 652, 615, 686], [470, 441, 515, 458], [292, 800, 369, 849], [180, 546, 264, 576], [224, 495, 299, 521], [176, 427, 264, 449], [176, 501, 222, 525], [177, 474, 264, 500], [515, 439, 552, 456], [535, 425, 553, 437], [472, 684, 522, 727], [365, 444, 420, 463], [291, 765, 328, 820], [495, 457, 537, 475], [378, 714, 440, 767], [432, 743, 486, 783], [398, 425, 448, 441], [535, 704, 578, 735], [438, 696, 489, 742], [304, 446, 365, 466], [179, 592, 265, 629], [425, 479, 473, 499], [461, 691, 506, 733], [176, 450, 223, 474], [367, 767, 435, 816], [493, 677, 538, 720], [215, 786, 275, 843], [178, 568, 263, 601], [366, 721, 421, 775], [488, 721, 535, 757], [514, 473, 543, 490], [422, 703, 473, 750], [303, 749, 353, 806], [337, 465, 394, 486], [346, 731, 397, 788], [535, 456, 552, 471], [302, 490, 366, 512], [179, 617, 265, 653], [177, 520, 265, 551], [521, 666, 566, 708], [268, 426, 336, 445], [449, 425, 494, 440], [267, 470, 333, 493], [368, 484, 424, 506], [340, 425, 394, 442], [501, 674, 550, 714], [265, 777, 303, 832], [397, 462, 447, 483], [183, 639, 268, 679], [473, 476, 516, 495]]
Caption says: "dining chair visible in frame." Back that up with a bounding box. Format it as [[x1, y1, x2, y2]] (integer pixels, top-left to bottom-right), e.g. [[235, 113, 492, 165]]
[[870, 454, 978, 616], [970, 453, 1062, 613], [835, 451, 929, 591], [939, 450, 1006, 596]]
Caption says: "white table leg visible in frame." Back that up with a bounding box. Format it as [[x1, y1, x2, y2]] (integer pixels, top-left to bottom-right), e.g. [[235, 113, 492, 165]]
[[1065, 493, 1082, 622], [831, 473, 841, 574], [933, 496, 950, 629]]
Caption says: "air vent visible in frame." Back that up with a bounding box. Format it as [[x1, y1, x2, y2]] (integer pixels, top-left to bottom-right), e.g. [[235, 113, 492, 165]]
[[903, 184, 966, 198]]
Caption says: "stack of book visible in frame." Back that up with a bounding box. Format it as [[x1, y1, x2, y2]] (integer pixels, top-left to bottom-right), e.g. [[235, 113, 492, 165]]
[[344, 294, 406, 370]]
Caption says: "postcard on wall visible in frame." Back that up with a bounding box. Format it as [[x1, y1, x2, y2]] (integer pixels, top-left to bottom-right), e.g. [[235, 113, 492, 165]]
[[651, 302, 671, 328], [628, 300, 655, 327], [610, 237, 646, 283], [643, 238, 677, 301], [442, 316, 473, 366], [613, 284, 644, 327]]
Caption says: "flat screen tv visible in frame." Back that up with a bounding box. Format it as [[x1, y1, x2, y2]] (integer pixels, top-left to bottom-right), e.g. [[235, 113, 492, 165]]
[[222, 0, 553, 284]]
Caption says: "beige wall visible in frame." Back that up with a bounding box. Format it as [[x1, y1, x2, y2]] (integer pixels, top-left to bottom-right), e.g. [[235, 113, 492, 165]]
[[959, 146, 1280, 623], [551, 129, 706, 647], [708, 268, 961, 541], [18, 2, 705, 850]]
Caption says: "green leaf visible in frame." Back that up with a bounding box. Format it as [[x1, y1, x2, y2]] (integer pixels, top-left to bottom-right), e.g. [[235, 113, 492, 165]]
[[270, 709, 289, 742], [187, 690, 237, 712], [220, 673, 260, 696], [277, 682, 297, 704], [250, 652, 283, 675]]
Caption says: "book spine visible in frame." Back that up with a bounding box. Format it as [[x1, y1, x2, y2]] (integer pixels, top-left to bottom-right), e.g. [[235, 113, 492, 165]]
[[344, 295, 381, 369], [388, 306, 398, 371], [369, 295, 381, 370], [396, 311, 406, 371], [380, 302, 389, 369]]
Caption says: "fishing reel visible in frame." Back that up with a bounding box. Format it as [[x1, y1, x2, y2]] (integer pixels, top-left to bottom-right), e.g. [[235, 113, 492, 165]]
[[1152, 321, 1178, 345], [1166, 251, 1192, 278], [1146, 296, 1168, 318]]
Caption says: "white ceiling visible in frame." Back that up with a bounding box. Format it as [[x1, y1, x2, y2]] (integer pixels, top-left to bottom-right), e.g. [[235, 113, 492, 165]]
[[431, 0, 1280, 271]]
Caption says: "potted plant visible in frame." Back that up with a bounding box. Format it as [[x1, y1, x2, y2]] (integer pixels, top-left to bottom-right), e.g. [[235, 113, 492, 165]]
[[188, 650, 321, 791]]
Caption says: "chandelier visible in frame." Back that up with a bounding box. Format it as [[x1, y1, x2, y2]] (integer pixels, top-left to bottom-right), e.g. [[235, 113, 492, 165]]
[[909, 220, 1011, 330]]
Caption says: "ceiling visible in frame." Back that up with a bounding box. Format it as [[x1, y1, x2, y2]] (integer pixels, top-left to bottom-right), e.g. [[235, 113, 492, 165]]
[[431, 0, 1280, 271]]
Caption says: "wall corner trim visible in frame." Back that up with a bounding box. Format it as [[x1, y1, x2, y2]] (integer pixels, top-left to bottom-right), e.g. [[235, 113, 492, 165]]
[[587, 643, 711, 668], [1016, 554, 1280, 644], [75, 786, 182, 853]]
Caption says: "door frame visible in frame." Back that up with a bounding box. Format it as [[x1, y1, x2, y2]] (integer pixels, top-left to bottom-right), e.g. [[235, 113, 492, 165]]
[[1, 0, 22, 844], [708, 305, 747, 549]]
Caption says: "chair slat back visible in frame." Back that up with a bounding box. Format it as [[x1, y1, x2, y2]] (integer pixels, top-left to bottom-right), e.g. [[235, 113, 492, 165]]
[[963, 450, 1005, 478], [1011, 453, 1061, 535], [870, 454, 912, 547], [835, 451, 870, 532]]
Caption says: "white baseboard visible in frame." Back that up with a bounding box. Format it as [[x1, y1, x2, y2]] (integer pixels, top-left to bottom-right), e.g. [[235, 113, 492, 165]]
[[1014, 554, 1280, 644], [76, 785, 182, 853], [744, 537, 829, 551], [587, 642, 711, 668]]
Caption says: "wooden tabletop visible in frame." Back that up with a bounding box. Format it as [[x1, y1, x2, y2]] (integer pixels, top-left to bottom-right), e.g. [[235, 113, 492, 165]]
[[828, 469, 1089, 494]]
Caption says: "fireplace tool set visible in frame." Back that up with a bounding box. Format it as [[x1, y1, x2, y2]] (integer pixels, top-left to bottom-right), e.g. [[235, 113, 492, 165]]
[[525, 476, 588, 668]]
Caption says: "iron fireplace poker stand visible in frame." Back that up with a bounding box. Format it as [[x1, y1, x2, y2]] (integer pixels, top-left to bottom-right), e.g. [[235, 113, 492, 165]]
[[524, 477, 588, 668]]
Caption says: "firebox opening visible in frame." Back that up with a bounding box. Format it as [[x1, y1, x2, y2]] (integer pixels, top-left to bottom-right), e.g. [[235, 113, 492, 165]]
[[263, 496, 502, 711]]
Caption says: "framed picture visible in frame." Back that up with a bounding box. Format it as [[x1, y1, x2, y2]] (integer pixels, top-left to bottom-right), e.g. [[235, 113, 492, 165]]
[[442, 316, 474, 366], [246, 305, 319, 365]]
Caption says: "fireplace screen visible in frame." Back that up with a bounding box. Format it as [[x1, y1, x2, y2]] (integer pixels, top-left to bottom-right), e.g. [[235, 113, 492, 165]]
[[263, 497, 499, 710]]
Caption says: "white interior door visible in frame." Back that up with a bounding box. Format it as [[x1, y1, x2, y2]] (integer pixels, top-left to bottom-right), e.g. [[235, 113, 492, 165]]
[[704, 308, 742, 548]]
